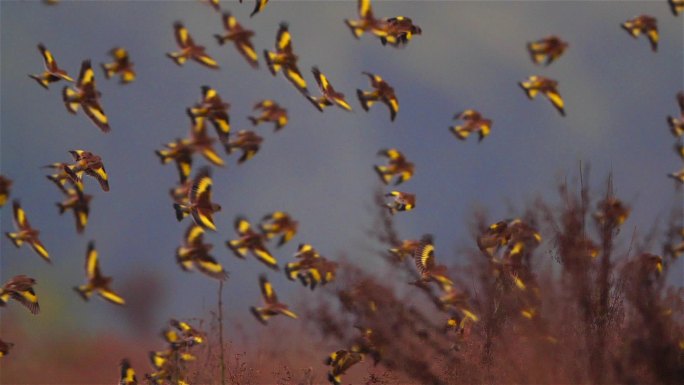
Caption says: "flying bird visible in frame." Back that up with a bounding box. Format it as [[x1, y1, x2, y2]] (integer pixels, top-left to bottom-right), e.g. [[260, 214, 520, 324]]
[[519, 75, 565, 116], [374, 148, 414, 185], [250, 274, 298, 324], [101, 47, 135, 84], [0, 275, 40, 315], [48, 175, 92, 234], [74, 241, 126, 305], [388, 239, 420, 263], [167, 319, 205, 347], [214, 12, 258, 69], [380, 16, 422, 46], [167, 21, 220, 69], [227, 217, 279, 270], [0, 175, 12, 208], [248, 100, 288, 131], [0, 339, 13, 358], [226, 130, 263, 163], [308, 67, 353, 111], [344, 0, 387, 39], [264, 23, 309, 96], [155, 138, 195, 184], [357, 72, 398, 121], [285, 243, 338, 289], [5, 201, 50, 263], [62, 60, 111, 132], [326, 350, 364, 385], [28, 43, 73, 89], [384, 191, 415, 214], [245, 0, 269, 17], [413, 235, 454, 288], [188, 86, 231, 143], [177, 224, 227, 280], [449, 109, 493, 142], [259, 211, 298, 246], [668, 92, 684, 137], [621, 15, 659, 52], [66, 150, 110, 191], [173, 170, 222, 231], [526, 36, 568, 66], [669, 0, 684, 16], [119, 359, 137, 385]]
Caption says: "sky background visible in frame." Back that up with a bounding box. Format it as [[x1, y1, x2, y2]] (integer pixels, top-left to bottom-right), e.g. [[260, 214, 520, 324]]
[[1, 0, 683, 381]]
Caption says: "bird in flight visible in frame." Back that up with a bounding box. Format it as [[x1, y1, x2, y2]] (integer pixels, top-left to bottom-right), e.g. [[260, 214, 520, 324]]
[[285, 243, 338, 290], [384, 191, 415, 214], [227, 217, 279, 270], [519, 75, 565, 116], [167, 21, 220, 69], [264, 23, 309, 96], [0, 275, 40, 315], [29, 43, 73, 89], [379, 16, 422, 47], [5, 201, 50, 263], [188, 86, 231, 144], [250, 274, 298, 324], [226, 130, 263, 164], [0, 175, 12, 208], [357, 72, 398, 121], [669, 0, 684, 16], [308, 67, 353, 112], [65, 150, 110, 192], [74, 241, 126, 305], [173, 169, 222, 231], [248, 100, 288, 131], [62, 60, 111, 132], [244, 0, 269, 18], [119, 359, 137, 385], [326, 349, 364, 385], [214, 12, 258, 69], [47, 175, 92, 234], [344, 0, 388, 40], [668, 92, 684, 137], [621, 15, 659, 52], [101, 47, 135, 84], [526, 36, 568, 66], [450, 109, 493, 142], [176, 224, 228, 280], [374, 148, 414, 185], [259, 211, 298, 247], [413, 234, 454, 289]]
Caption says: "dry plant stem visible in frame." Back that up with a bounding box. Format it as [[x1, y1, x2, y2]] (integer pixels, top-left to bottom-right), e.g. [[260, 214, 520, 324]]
[[219, 279, 226, 385]]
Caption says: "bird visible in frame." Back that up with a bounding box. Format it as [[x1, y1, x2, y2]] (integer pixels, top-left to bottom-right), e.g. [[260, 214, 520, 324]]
[[214, 12, 258, 69], [413, 234, 454, 288], [388, 239, 420, 262], [450, 109, 493, 142], [226, 130, 263, 164], [325, 350, 363, 385], [668, 92, 684, 137], [344, 0, 388, 40], [357, 72, 398, 121], [0, 339, 14, 358], [227, 217, 279, 270], [248, 100, 288, 131], [374, 148, 414, 185], [384, 191, 415, 214], [28, 43, 73, 89], [47, 175, 92, 234], [0, 175, 12, 208], [5, 201, 50, 263], [308, 67, 353, 112], [526, 36, 568, 66], [379, 16, 422, 46], [669, 0, 684, 16], [101, 47, 135, 84], [155, 138, 195, 184], [74, 241, 126, 305], [250, 274, 298, 324], [188, 86, 231, 144], [176, 224, 227, 280], [202, 0, 220, 12], [668, 168, 684, 183], [119, 359, 137, 385], [285, 243, 338, 290], [519, 75, 565, 116], [245, 0, 269, 18], [62, 60, 111, 132], [621, 15, 659, 52], [167, 21, 220, 69], [594, 197, 630, 227], [259, 211, 298, 246], [173, 169, 222, 231], [0, 275, 40, 315], [264, 23, 309, 96], [65, 150, 110, 192], [166, 319, 205, 348]]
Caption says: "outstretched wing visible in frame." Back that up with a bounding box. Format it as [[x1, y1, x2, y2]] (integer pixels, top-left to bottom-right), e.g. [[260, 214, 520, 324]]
[[85, 241, 101, 281], [258, 274, 277, 304]]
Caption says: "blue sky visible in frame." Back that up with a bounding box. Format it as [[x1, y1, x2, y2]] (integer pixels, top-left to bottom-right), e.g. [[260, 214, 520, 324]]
[[1, 0, 682, 345]]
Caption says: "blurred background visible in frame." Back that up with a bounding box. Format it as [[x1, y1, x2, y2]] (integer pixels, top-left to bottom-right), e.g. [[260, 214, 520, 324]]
[[1, 0, 682, 383]]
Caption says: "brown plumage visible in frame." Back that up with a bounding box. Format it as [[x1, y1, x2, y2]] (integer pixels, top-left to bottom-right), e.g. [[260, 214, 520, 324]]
[[0, 275, 40, 315], [357, 72, 398, 121]]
